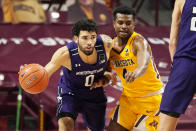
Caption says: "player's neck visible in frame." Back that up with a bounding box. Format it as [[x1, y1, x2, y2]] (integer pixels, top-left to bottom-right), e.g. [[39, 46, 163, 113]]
[[79, 49, 97, 64], [116, 36, 129, 46]]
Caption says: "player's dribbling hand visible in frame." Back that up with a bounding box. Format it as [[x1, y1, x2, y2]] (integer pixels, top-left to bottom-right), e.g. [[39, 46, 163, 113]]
[[18, 64, 27, 74]]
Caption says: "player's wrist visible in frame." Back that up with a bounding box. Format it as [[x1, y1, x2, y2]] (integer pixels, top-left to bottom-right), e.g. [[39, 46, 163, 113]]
[[101, 75, 110, 86]]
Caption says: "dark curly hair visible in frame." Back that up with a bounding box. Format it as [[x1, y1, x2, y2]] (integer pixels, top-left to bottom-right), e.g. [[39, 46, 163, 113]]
[[72, 19, 98, 36], [113, 6, 136, 21]]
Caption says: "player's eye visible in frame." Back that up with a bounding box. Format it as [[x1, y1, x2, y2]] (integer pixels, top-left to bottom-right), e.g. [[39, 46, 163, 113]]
[[126, 21, 131, 26], [118, 21, 123, 25], [82, 36, 88, 40], [91, 36, 96, 39]]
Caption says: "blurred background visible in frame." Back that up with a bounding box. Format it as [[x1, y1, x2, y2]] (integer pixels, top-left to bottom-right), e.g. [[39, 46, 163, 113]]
[[0, 0, 195, 131]]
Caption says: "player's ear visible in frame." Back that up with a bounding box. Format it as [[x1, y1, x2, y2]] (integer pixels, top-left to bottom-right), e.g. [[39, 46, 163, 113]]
[[113, 20, 116, 28], [132, 21, 136, 29], [73, 35, 78, 42]]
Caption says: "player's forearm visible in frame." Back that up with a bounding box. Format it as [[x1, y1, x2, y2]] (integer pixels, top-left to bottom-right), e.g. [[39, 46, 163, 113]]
[[44, 62, 60, 78], [134, 64, 148, 78], [169, 1, 181, 62], [135, 52, 150, 78], [169, 23, 179, 62], [101, 75, 110, 86], [169, 41, 177, 62], [105, 61, 112, 72]]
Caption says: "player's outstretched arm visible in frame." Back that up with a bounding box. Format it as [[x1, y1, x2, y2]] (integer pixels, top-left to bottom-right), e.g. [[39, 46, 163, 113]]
[[18, 46, 70, 94], [44, 46, 71, 77], [125, 35, 151, 82]]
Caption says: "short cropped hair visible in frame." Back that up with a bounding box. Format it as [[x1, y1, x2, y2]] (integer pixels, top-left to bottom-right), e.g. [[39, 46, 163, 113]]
[[72, 19, 98, 36], [113, 6, 136, 21]]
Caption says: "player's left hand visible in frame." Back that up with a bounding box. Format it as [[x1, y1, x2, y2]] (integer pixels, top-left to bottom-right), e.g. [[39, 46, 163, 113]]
[[90, 75, 110, 90], [125, 71, 138, 82], [18, 64, 26, 74], [90, 78, 103, 90]]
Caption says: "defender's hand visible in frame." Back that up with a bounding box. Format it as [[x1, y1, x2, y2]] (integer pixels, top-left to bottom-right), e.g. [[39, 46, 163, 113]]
[[104, 72, 117, 86], [90, 76, 109, 90], [125, 71, 138, 83]]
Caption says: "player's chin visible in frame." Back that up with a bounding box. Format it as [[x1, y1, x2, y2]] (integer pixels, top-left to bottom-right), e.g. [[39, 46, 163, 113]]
[[118, 33, 129, 38], [84, 50, 93, 56]]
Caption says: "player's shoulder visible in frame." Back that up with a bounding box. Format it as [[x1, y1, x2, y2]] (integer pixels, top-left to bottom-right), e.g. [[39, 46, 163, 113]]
[[99, 34, 113, 49], [55, 46, 70, 58], [133, 33, 148, 45], [57, 46, 68, 53], [100, 34, 112, 43], [132, 34, 150, 51], [134, 34, 144, 40]]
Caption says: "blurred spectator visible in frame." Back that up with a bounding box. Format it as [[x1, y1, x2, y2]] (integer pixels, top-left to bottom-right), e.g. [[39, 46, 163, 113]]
[[104, 0, 121, 11], [1, 0, 46, 24], [67, 0, 112, 25]]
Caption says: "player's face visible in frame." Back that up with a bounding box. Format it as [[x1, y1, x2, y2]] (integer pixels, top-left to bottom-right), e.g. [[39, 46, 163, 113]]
[[113, 13, 135, 38], [77, 30, 97, 56]]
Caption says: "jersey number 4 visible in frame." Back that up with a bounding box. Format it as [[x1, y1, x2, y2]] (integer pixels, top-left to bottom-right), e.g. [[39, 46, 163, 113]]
[[190, 7, 196, 31]]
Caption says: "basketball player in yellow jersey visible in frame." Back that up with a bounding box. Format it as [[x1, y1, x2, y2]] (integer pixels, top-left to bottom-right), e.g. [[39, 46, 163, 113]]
[[107, 6, 164, 131]]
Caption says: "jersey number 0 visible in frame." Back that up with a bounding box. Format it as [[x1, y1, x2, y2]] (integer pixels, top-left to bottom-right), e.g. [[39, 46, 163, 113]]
[[190, 7, 196, 31], [85, 75, 95, 87]]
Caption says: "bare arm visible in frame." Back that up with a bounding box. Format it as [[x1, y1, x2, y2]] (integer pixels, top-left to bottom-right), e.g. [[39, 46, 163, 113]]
[[100, 34, 115, 83], [44, 46, 71, 78], [169, 0, 185, 62], [125, 35, 151, 82], [100, 34, 113, 59], [103, 36, 117, 86]]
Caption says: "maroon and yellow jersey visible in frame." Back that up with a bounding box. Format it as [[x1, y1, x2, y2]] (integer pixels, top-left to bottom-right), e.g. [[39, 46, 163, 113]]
[[109, 32, 163, 97]]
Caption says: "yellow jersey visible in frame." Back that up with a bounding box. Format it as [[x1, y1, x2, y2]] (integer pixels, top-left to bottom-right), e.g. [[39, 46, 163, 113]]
[[109, 32, 163, 97]]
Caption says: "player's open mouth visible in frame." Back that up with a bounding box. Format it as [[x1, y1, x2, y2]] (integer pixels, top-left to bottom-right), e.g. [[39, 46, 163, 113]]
[[119, 31, 128, 35]]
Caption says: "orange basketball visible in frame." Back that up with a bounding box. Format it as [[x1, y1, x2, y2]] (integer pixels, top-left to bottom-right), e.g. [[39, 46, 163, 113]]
[[19, 64, 49, 94]]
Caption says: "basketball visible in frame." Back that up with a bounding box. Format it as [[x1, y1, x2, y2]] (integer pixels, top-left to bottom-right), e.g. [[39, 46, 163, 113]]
[[18, 64, 49, 94]]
